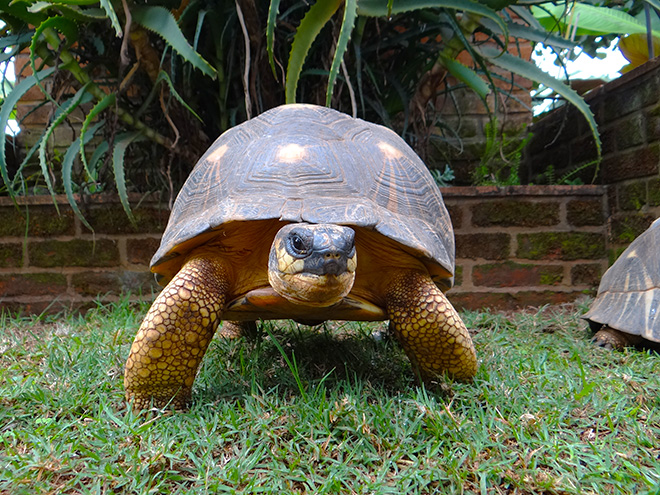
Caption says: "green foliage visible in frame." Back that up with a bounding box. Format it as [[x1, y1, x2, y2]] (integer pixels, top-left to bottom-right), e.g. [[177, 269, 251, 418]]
[[472, 117, 532, 186], [0, 0, 614, 217]]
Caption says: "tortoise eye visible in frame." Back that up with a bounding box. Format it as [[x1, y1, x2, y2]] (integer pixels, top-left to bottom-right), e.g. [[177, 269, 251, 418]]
[[289, 234, 308, 255]]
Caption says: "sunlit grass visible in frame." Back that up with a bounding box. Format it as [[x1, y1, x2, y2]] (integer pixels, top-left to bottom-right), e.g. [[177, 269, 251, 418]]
[[1, 298, 659, 494]]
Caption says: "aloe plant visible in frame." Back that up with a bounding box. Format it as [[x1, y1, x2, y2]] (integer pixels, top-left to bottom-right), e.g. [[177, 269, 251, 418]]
[[267, 0, 601, 184], [0, 0, 223, 225]]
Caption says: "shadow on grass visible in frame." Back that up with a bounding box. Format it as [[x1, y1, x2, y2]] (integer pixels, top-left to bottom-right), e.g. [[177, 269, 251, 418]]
[[195, 320, 429, 404]]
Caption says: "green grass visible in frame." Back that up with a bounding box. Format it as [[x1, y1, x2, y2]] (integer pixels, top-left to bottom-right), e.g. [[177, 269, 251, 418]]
[[1, 299, 659, 494]]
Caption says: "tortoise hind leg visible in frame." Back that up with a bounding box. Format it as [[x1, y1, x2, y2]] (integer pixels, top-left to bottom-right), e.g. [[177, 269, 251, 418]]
[[124, 253, 230, 410], [386, 269, 477, 382]]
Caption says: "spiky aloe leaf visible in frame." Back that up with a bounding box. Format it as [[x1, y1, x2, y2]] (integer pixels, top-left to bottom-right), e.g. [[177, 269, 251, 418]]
[[357, 0, 507, 36], [112, 132, 146, 226], [0, 67, 56, 195], [99, 0, 122, 36], [267, 0, 282, 77], [132, 6, 217, 79], [30, 16, 79, 106], [154, 70, 202, 122], [532, 3, 658, 38], [286, 0, 343, 103], [38, 85, 94, 207], [62, 120, 105, 232], [28, 2, 107, 22], [80, 93, 115, 178], [479, 45, 601, 156], [325, 0, 358, 106], [440, 55, 490, 98]]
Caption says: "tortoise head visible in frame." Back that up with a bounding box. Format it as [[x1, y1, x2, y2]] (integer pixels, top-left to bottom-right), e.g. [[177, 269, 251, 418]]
[[268, 223, 357, 307]]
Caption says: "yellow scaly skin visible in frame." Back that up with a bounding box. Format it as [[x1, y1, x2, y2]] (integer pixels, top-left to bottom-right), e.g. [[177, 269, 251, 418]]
[[386, 269, 477, 382], [124, 254, 229, 410]]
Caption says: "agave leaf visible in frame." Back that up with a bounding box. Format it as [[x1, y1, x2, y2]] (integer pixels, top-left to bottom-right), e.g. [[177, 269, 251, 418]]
[[112, 132, 146, 225], [28, 1, 107, 22], [80, 93, 115, 177], [357, 0, 507, 37], [98, 0, 122, 36], [480, 18, 576, 50], [30, 16, 79, 106], [532, 3, 658, 38], [132, 5, 217, 79], [38, 85, 94, 207], [286, 0, 343, 103], [440, 55, 490, 98], [267, 0, 282, 77], [0, 67, 56, 195], [326, 0, 358, 105], [154, 70, 203, 122], [62, 120, 105, 232], [478, 45, 601, 157]]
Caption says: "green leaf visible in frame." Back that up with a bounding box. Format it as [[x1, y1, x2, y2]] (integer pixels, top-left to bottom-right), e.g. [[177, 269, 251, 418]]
[[326, 0, 358, 106], [480, 18, 576, 50], [478, 45, 601, 157], [286, 0, 343, 103], [62, 120, 105, 232], [28, 2, 107, 22], [532, 3, 658, 38], [440, 55, 489, 98], [0, 67, 56, 196], [132, 6, 217, 79], [267, 0, 282, 77], [154, 70, 202, 122], [80, 93, 115, 178], [38, 85, 94, 208], [30, 16, 79, 105], [99, 0, 122, 36], [357, 0, 507, 36], [112, 132, 145, 225]]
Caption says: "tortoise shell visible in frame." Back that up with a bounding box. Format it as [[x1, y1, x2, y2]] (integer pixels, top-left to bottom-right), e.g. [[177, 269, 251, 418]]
[[583, 217, 660, 341], [152, 104, 455, 289]]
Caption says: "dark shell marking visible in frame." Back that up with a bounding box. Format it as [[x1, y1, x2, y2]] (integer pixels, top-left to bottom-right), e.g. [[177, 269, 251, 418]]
[[584, 217, 660, 342], [152, 104, 454, 286]]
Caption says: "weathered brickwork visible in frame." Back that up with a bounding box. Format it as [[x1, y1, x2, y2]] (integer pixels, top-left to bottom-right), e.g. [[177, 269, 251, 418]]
[[1, 187, 609, 314], [443, 185, 607, 311], [0, 195, 163, 314], [524, 58, 660, 263]]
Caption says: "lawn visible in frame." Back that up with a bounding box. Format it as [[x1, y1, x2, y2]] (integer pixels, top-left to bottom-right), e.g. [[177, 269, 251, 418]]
[[1, 298, 659, 494]]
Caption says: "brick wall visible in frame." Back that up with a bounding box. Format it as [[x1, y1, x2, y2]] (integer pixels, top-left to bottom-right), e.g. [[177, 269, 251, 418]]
[[443, 185, 607, 310], [524, 57, 660, 261], [0, 195, 167, 314], [0, 186, 607, 314]]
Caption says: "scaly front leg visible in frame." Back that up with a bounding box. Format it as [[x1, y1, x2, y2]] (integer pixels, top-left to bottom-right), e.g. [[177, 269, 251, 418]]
[[386, 269, 477, 382], [124, 253, 230, 410]]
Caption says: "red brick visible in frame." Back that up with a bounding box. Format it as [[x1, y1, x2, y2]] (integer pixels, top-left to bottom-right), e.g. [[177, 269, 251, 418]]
[[571, 264, 602, 286], [471, 200, 559, 227], [601, 145, 660, 182], [566, 199, 605, 227], [71, 271, 158, 296], [126, 238, 161, 265], [456, 233, 510, 260], [0, 244, 23, 268], [517, 232, 605, 260], [0, 273, 67, 297], [472, 262, 563, 287], [29, 239, 120, 268]]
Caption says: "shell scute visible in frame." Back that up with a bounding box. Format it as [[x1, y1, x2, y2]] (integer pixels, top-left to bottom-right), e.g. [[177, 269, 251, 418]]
[[153, 104, 454, 286]]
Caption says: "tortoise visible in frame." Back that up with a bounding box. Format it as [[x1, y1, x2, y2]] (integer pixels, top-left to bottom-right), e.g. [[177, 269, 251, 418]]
[[124, 103, 477, 410], [583, 217, 660, 349]]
